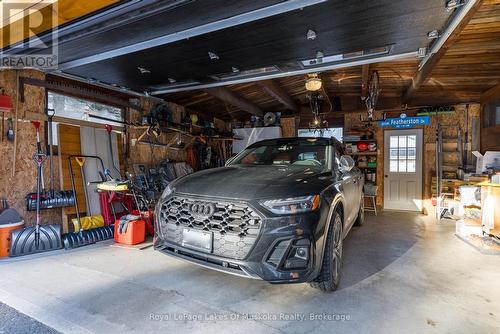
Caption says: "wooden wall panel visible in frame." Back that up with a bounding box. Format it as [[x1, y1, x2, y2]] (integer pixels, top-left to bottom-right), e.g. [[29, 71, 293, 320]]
[[280, 117, 297, 137], [481, 125, 500, 152]]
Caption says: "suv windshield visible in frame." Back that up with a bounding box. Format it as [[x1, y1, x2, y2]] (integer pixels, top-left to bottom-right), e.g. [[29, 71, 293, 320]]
[[229, 138, 332, 170]]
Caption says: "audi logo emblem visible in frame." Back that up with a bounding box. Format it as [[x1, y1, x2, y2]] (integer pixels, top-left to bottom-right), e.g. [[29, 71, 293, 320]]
[[189, 202, 216, 218]]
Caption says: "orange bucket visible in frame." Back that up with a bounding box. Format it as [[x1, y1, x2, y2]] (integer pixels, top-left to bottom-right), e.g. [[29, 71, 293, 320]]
[[0, 221, 25, 257]]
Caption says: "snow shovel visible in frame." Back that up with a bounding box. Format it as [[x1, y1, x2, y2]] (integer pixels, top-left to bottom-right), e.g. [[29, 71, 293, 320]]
[[10, 121, 63, 257], [25, 109, 75, 211], [70, 157, 105, 232], [62, 156, 113, 249]]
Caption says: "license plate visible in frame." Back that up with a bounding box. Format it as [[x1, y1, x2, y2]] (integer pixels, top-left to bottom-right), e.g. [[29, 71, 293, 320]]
[[182, 228, 212, 252]]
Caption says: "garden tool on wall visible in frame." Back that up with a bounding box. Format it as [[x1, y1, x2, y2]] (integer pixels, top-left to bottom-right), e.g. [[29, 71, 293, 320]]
[[105, 124, 122, 179], [10, 121, 63, 257], [62, 155, 114, 250], [25, 109, 75, 211]]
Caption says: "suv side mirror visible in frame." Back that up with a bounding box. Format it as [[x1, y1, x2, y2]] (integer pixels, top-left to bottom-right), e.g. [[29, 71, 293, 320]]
[[339, 155, 355, 173]]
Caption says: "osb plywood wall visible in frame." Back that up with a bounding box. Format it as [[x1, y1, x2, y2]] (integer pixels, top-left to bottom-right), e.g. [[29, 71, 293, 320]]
[[280, 117, 298, 137], [126, 98, 187, 168], [0, 69, 62, 225], [344, 104, 480, 213]]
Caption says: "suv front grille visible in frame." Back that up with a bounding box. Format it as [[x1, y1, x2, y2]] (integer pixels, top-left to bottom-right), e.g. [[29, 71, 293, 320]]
[[159, 196, 262, 260]]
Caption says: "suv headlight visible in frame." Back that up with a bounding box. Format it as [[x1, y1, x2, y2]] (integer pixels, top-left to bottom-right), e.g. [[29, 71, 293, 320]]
[[260, 195, 320, 215], [159, 184, 174, 201]]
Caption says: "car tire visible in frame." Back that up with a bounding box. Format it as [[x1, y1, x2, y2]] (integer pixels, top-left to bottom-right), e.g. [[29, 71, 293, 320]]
[[310, 210, 343, 292], [354, 194, 365, 226]]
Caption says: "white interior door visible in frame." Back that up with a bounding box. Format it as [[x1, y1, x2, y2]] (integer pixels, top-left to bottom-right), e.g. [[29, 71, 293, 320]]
[[384, 129, 423, 211]]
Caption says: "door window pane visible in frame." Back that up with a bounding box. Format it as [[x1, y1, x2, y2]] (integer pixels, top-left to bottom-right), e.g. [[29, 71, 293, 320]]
[[390, 136, 398, 147], [407, 160, 416, 172], [407, 135, 416, 148], [390, 160, 398, 172], [390, 149, 398, 159], [398, 136, 407, 147], [399, 148, 407, 159], [399, 160, 407, 172]]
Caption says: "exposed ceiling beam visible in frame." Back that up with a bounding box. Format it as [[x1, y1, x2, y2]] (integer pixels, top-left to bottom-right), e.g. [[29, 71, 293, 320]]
[[402, 0, 484, 102], [57, 0, 327, 70], [204, 87, 263, 117], [361, 64, 369, 99], [257, 80, 298, 112], [481, 83, 500, 104]]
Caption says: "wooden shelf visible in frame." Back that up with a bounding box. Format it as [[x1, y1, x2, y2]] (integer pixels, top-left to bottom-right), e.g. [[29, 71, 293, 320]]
[[343, 139, 377, 143], [347, 152, 377, 156]]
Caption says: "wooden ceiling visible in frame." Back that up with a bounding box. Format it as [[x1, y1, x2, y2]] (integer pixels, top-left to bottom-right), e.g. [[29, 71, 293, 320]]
[[1, 0, 119, 48], [164, 0, 500, 120]]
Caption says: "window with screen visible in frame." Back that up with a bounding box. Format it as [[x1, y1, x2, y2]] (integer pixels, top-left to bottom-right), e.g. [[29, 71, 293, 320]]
[[389, 135, 416, 173]]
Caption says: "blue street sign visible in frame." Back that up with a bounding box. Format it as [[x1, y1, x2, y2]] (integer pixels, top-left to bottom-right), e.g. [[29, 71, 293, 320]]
[[378, 114, 430, 129]]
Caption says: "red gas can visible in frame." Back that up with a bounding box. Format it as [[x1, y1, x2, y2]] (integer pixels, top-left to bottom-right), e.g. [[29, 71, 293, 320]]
[[114, 219, 146, 245]]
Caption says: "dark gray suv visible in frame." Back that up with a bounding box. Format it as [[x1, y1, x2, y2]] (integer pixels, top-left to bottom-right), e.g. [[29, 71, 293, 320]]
[[154, 137, 364, 292]]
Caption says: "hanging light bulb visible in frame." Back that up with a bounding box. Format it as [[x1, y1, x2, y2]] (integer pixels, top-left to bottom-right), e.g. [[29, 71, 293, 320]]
[[305, 74, 322, 91]]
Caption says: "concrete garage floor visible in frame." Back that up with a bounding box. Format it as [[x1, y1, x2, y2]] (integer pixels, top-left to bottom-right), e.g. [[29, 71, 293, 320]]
[[0, 212, 499, 334]]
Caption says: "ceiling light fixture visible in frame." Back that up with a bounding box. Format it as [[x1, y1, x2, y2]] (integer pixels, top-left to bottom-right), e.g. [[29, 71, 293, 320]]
[[417, 47, 427, 58], [138, 67, 151, 74], [427, 30, 440, 39], [305, 74, 322, 91], [445, 0, 464, 10], [315, 51, 324, 64], [208, 51, 220, 60], [307, 29, 317, 40]]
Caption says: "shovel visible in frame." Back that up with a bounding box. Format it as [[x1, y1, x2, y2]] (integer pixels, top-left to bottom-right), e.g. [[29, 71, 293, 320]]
[[62, 156, 113, 249], [10, 121, 63, 257]]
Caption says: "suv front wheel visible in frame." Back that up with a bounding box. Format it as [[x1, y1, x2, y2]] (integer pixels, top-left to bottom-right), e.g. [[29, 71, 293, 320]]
[[354, 193, 365, 226], [310, 210, 343, 292]]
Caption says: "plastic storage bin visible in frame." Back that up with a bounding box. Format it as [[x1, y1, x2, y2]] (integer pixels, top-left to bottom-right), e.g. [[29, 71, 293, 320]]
[[114, 219, 145, 245], [0, 221, 25, 257]]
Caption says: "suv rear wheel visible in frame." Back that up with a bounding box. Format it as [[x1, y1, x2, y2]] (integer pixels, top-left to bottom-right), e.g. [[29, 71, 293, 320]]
[[310, 210, 343, 292]]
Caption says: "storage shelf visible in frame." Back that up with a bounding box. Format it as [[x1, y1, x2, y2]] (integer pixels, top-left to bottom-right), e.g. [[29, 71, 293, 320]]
[[347, 152, 377, 156], [343, 139, 377, 143]]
